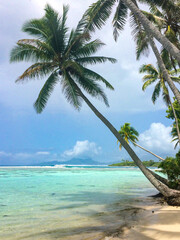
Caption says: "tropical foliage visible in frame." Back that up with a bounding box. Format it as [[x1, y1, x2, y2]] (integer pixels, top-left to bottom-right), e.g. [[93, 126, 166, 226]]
[[117, 123, 164, 161], [10, 3, 180, 205], [159, 150, 180, 189], [166, 100, 180, 149], [82, 0, 180, 104], [137, 0, 180, 66], [109, 159, 160, 167], [117, 123, 139, 150], [10, 4, 116, 113], [140, 64, 180, 105]]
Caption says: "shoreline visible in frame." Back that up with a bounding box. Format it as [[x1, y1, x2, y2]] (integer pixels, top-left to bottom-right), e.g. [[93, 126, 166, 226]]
[[103, 196, 180, 240]]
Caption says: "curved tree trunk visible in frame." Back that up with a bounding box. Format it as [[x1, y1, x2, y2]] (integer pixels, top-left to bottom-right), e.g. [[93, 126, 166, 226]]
[[74, 83, 180, 204], [169, 96, 180, 146], [131, 140, 165, 161], [122, 0, 180, 65], [148, 37, 180, 106], [147, 168, 169, 187]]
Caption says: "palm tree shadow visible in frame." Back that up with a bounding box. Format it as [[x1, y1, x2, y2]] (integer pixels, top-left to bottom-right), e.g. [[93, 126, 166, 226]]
[[20, 191, 148, 240]]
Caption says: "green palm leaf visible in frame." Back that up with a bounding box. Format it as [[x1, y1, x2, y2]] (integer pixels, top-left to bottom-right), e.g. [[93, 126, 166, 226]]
[[10, 4, 116, 113], [113, 1, 128, 41], [62, 72, 82, 109], [80, 67, 114, 90], [34, 72, 59, 113], [142, 78, 157, 91], [152, 81, 161, 103], [84, 0, 116, 32]]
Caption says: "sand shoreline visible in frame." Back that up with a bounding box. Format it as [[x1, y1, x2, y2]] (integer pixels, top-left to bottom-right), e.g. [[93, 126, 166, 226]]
[[103, 197, 180, 240]]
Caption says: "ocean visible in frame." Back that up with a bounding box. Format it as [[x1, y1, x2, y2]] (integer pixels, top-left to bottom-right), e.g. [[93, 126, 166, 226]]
[[0, 166, 157, 240]]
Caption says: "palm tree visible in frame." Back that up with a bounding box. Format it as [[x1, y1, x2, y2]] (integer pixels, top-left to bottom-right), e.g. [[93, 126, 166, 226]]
[[137, 0, 180, 69], [82, 0, 180, 105], [122, 0, 180, 64], [171, 125, 180, 149], [166, 99, 180, 149], [10, 5, 116, 112], [140, 63, 180, 145], [117, 123, 164, 160], [117, 123, 139, 150], [117, 123, 169, 185], [10, 4, 180, 205]]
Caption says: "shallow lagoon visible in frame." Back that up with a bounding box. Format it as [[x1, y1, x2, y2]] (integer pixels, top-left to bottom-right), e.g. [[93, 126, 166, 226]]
[[0, 167, 157, 239]]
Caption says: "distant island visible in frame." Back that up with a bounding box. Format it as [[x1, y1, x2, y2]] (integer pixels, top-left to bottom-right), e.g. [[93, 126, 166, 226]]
[[109, 160, 160, 167], [36, 158, 104, 166]]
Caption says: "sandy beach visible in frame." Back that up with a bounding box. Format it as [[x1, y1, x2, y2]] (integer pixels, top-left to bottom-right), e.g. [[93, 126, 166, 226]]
[[105, 202, 180, 240]]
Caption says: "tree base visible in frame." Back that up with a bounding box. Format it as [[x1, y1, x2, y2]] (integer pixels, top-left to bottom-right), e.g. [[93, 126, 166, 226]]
[[149, 192, 180, 206], [166, 196, 180, 206]]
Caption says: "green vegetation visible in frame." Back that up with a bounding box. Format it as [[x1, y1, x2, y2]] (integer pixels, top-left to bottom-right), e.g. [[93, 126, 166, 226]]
[[11, 1, 180, 204], [158, 151, 180, 189], [166, 99, 180, 148], [10, 4, 116, 113], [117, 123, 164, 161], [109, 160, 160, 167]]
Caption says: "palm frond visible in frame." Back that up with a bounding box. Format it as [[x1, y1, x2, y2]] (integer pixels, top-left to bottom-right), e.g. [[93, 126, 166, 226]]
[[34, 72, 59, 113], [10, 43, 50, 63], [81, 67, 114, 90], [61, 72, 82, 110], [113, 0, 128, 41], [72, 39, 105, 58], [170, 76, 180, 83], [135, 30, 150, 60], [44, 4, 69, 54], [152, 81, 161, 103], [16, 63, 56, 82], [76, 76, 109, 107], [130, 9, 150, 60], [17, 39, 55, 58], [22, 18, 49, 41], [70, 68, 109, 106], [76, 56, 117, 65], [84, 0, 116, 32], [139, 64, 158, 76]]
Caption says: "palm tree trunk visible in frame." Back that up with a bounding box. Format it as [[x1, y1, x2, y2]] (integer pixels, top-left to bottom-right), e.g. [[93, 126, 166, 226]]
[[148, 37, 180, 106], [131, 141, 164, 161], [122, 0, 180, 65], [74, 83, 180, 201], [169, 95, 180, 146], [147, 168, 169, 187]]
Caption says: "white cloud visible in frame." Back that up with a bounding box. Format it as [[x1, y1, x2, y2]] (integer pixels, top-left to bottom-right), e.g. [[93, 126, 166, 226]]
[[138, 123, 176, 157], [0, 151, 12, 157], [36, 151, 50, 155], [0, 0, 165, 115], [63, 140, 101, 158]]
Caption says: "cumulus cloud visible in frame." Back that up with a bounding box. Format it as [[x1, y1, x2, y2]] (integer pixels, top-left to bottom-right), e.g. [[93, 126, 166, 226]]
[[63, 140, 101, 158], [138, 123, 176, 157]]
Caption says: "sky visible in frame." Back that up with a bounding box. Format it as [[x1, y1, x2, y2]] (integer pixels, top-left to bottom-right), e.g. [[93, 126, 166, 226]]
[[0, 0, 177, 165]]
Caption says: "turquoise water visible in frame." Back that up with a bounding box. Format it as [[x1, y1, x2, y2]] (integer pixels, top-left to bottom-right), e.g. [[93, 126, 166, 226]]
[[0, 167, 157, 240]]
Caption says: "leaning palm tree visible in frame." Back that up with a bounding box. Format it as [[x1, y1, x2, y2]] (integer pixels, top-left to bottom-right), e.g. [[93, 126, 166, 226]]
[[166, 99, 180, 149], [136, 1, 180, 70], [140, 63, 180, 145], [10, 4, 180, 205], [10, 5, 116, 112], [171, 125, 180, 149], [117, 123, 164, 160], [82, 0, 180, 105]]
